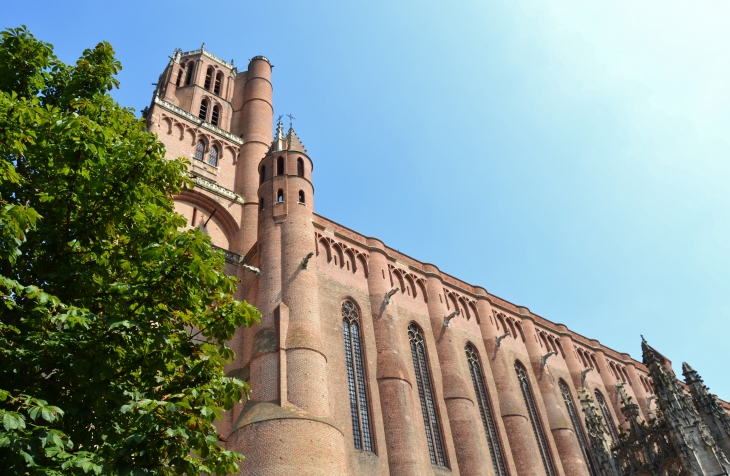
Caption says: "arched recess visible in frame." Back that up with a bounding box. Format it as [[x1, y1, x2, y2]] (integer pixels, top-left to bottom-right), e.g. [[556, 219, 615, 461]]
[[356, 255, 369, 278], [316, 237, 332, 262], [173, 189, 238, 250], [405, 275, 417, 298], [469, 302, 480, 323], [344, 249, 356, 273]]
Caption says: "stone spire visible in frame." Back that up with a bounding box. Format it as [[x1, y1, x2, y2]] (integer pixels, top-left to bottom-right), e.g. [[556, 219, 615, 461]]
[[643, 340, 730, 475], [269, 119, 286, 153], [683, 362, 730, 458], [577, 388, 621, 476], [285, 126, 307, 154]]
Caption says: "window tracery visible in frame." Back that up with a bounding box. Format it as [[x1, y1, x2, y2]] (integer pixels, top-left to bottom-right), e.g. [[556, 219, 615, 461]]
[[409, 324, 447, 467], [515, 361, 556, 476], [342, 300, 373, 452], [208, 146, 218, 167], [466, 344, 508, 476], [559, 380, 598, 476], [594, 390, 619, 444], [194, 140, 205, 161]]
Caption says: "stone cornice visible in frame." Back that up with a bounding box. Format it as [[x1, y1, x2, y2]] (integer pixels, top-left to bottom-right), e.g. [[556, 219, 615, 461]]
[[180, 48, 236, 74], [189, 173, 244, 204], [153, 96, 243, 145]]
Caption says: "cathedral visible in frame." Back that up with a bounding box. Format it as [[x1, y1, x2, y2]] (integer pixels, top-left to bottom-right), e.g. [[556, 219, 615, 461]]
[[144, 46, 730, 476]]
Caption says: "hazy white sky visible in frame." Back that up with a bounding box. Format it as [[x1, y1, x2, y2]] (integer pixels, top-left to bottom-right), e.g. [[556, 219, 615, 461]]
[[5, 0, 730, 397]]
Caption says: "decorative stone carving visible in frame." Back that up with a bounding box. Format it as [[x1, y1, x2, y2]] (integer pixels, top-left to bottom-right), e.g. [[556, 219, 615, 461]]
[[189, 174, 244, 203], [154, 96, 243, 145], [683, 363, 730, 458]]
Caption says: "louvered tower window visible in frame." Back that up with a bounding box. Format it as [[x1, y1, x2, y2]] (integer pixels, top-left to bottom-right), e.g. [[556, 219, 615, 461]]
[[408, 323, 447, 467], [466, 344, 508, 476], [214, 72, 222, 95], [342, 300, 373, 452], [594, 390, 619, 444], [559, 380, 598, 476], [211, 105, 220, 126], [515, 361, 556, 476], [204, 67, 213, 90], [198, 100, 208, 120]]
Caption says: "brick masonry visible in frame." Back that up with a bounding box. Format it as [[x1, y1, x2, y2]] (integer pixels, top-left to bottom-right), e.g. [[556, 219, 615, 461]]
[[144, 46, 712, 476]]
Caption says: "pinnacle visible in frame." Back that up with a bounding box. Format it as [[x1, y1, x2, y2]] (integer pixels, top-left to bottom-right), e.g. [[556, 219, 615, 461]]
[[286, 127, 307, 154]]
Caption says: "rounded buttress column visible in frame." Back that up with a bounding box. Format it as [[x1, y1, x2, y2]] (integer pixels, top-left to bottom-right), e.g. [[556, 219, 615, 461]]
[[474, 296, 546, 476], [365, 238, 425, 475], [520, 315, 585, 476], [623, 357, 650, 420], [229, 147, 346, 475], [424, 267, 493, 476], [234, 56, 273, 258]]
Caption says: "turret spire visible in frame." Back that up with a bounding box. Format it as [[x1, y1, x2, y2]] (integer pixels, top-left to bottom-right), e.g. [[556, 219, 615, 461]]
[[683, 362, 730, 458]]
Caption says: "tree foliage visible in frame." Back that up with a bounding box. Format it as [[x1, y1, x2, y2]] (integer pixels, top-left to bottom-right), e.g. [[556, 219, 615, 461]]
[[0, 26, 260, 475]]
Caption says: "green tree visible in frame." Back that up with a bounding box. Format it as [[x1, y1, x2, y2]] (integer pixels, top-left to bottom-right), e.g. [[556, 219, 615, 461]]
[[0, 26, 259, 475]]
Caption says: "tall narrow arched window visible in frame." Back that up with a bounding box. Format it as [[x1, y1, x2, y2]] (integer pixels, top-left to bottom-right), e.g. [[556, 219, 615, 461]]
[[277, 156, 284, 175], [298, 190, 305, 204], [211, 105, 220, 126], [214, 71, 223, 95], [259, 198, 264, 211], [466, 344, 508, 476], [408, 324, 447, 467], [594, 390, 619, 444], [559, 380, 598, 476], [259, 165, 266, 185], [208, 146, 218, 167], [194, 141, 205, 161], [176, 69, 183, 87], [342, 300, 373, 452], [185, 63, 193, 85], [204, 66, 213, 90], [277, 189, 284, 203], [198, 100, 208, 120], [515, 361, 556, 476], [297, 158, 304, 177]]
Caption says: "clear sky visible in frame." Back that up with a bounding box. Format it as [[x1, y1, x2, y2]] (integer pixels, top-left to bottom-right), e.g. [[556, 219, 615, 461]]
[[6, 1, 729, 398]]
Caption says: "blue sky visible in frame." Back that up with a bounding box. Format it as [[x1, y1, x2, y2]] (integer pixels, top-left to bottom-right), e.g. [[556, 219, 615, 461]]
[[6, 0, 729, 397]]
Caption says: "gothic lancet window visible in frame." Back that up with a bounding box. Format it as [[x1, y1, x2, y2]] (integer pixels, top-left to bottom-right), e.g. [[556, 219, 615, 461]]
[[559, 380, 598, 476], [194, 141, 205, 161], [208, 146, 218, 167], [298, 190, 305, 204], [184, 63, 193, 85], [214, 71, 222, 95], [277, 156, 284, 175], [515, 361, 556, 476], [297, 158, 304, 177], [594, 390, 619, 444], [211, 105, 220, 126], [466, 344, 508, 476], [198, 100, 208, 120], [176, 69, 182, 87], [204, 67, 213, 90], [408, 323, 447, 467], [342, 300, 373, 452]]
